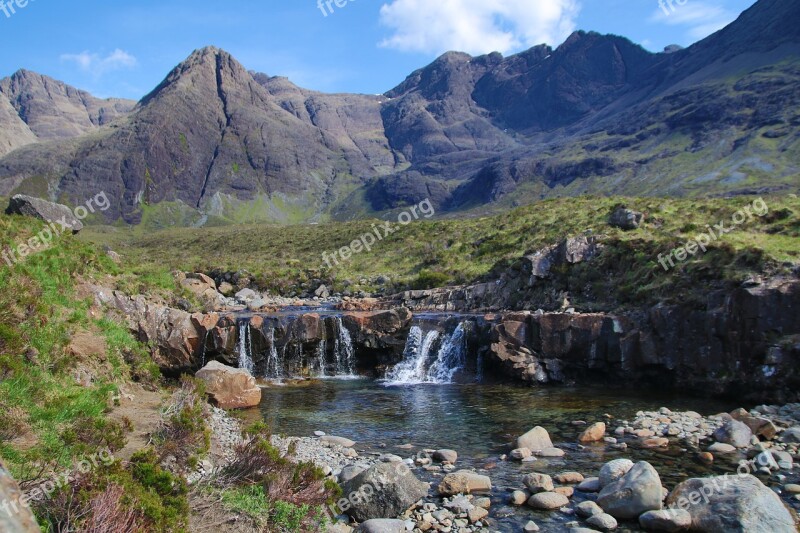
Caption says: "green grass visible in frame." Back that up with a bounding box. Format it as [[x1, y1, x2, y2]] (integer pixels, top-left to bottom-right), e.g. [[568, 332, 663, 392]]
[[82, 195, 800, 309]]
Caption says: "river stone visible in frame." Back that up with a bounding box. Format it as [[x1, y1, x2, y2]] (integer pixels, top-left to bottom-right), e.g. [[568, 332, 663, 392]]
[[356, 519, 406, 533], [6, 194, 83, 233], [195, 361, 261, 409], [510, 490, 529, 505], [577, 477, 602, 492], [517, 426, 554, 451], [536, 447, 566, 457], [339, 465, 366, 484], [342, 463, 429, 522], [555, 486, 575, 498], [433, 449, 458, 463], [712, 420, 752, 448], [524, 521, 540, 532], [321, 435, 357, 448], [639, 509, 692, 532], [527, 491, 570, 510], [523, 473, 555, 493], [579, 422, 606, 443], [468, 507, 489, 523], [510, 447, 532, 460], [555, 472, 585, 484], [707, 442, 736, 453], [666, 474, 795, 532], [597, 461, 663, 519], [780, 427, 800, 443], [438, 470, 492, 495], [576, 500, 604, 517], [599, 459, 634, 488], [586, 513, 618, 531]]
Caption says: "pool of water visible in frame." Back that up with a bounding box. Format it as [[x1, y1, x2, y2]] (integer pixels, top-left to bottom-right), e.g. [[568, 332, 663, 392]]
[[249, 379, 783, 531]]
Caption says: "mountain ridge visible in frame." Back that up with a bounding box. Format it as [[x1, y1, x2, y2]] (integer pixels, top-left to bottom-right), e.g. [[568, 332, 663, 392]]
[[0, 0, 798, 225]]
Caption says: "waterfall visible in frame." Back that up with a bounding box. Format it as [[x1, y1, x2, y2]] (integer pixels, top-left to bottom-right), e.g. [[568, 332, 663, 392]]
[[385, 322, 470, 385], [237, 322, 255, 374], [333, 317, 356, 376], [316, 339, 327, 378], [427, 322, 468, 384], [265, 326, 282, 380], [199, 330, 209, 368]]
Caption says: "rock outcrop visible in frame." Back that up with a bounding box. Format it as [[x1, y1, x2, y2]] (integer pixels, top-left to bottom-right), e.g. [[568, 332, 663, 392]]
[[195, 361, 261, 409], [0, 458, 42, 532], [6, 194, 83, 233], [341, 463, 429, 522]]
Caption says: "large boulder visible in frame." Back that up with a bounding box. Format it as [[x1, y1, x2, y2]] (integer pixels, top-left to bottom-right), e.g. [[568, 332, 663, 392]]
[[597, 461, 663, 519], [599, 459, 634, 488], [517, 426, 554, 451], [342, 462, 429, 522], [6, 194, 83, 233], [195, 361, 261, 409], [0, 458, 42, 532], [608, 206, 645, 230], [639, 509, 692, 532], [356, 519, 406, 533], [666, 474, 796, 532]]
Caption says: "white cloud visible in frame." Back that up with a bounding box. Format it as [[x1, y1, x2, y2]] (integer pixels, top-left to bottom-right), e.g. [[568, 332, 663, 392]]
[[378, 0, 580, 55], [60, 49, 138, 77], [650, 1, 739, 42]]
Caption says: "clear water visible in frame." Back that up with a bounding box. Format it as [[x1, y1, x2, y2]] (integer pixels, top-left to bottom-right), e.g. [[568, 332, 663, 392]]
[[250, 379, 789, 531]]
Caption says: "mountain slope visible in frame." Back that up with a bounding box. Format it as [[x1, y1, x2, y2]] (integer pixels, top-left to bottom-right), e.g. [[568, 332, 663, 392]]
[[0, 0, 798, 225]]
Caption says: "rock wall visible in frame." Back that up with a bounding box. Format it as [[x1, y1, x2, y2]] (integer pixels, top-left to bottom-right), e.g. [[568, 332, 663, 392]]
[[487, 278, 800, 401]]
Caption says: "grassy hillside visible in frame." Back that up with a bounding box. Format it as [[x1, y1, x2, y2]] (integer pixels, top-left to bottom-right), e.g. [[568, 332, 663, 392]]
[[84, 195, 800, 310]]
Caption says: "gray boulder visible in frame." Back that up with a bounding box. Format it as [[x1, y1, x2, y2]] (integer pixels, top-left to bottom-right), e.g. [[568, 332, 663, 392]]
[[6, 194, 83, 233], [597, 461, 663, 519], [608, 206, 644, 230], [666, 474, 795, 532], [712, 420, 752, 448], [342, 462, 429, 522], [517, 426, 553, 451], [639, 509, 692, 531], [0, 459, 42, 532], [599, 459, 634, 488]]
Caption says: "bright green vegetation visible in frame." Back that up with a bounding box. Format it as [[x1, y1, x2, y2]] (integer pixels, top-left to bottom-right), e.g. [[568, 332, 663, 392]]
[[83, 195, 800, 309]]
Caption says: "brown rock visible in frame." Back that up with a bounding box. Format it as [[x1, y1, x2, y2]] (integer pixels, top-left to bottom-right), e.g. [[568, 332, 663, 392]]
[[579, 422, 606, 443], [195, 361, 261, 409]]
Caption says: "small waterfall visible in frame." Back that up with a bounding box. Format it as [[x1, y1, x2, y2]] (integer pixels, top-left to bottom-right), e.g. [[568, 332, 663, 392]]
[[237, 322, 255, 374], [427, 322, 468, 383], [316, 339, 327, 378], [385, 322, 470, 385], [265, 326, 282, 380], [199, 330, 209, 368], [333, 317, 356, 376]]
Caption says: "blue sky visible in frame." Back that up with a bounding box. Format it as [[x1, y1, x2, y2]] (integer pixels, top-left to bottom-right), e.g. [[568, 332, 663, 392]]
[[0, 0, 757, 100]]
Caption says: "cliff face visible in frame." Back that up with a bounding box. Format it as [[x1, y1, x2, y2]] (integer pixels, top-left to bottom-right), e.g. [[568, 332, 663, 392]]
[[488, 278, 800, 401]]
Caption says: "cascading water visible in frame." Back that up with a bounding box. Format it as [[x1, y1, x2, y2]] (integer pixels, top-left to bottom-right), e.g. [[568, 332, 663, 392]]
[[264, 326, 282, 380], [237, 321, 255, 374], [316, 339, 327, 378], [385, 322, 470, 385], [333, 317, 356, 376]]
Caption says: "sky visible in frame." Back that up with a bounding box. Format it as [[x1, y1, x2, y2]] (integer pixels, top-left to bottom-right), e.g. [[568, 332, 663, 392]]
[[0, 0, 757, 100]]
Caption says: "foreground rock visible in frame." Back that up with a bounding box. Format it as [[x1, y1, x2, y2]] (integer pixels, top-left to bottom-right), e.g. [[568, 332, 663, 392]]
[[342, 463, 429, 522], [356, 519, 406, 533], [195, 361, 261, 409], [517, 426, 553, 451], [6, 194, 83, 233], [639, 509, 692, 532], [666, 474, 796, 532], [0, 459, 41, 532], [597, 461, 662, 519]]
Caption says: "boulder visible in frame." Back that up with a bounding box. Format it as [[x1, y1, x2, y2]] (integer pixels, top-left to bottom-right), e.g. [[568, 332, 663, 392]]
[[195, 361, 261, 409], [586, 513, 618, 531], [432, 449, 458, 463], [522, 473, 554, 493], [517, 426, 553, 451], [6, 194, 83, 233], [576, 500, 604, 518], [599, 459, 634, 488], [666, 474, 795, 532], [342, 463, 429, 522], [438, 471, 492, 495], [597, 461, 663, 519], [321, 436, 357, 448], [0, 458, 41, 532], [712, 420, 752, 448], [639, 509, 692, 532], [579, 422, 606, 443], [356, 519, 406, 533], [608, 206, 645, 230], [527, 492, 569, 510], [780, 427, 800, 443]]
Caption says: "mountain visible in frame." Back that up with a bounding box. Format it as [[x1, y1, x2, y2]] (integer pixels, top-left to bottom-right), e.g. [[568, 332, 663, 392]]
[[0, 0, 798, 225]]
